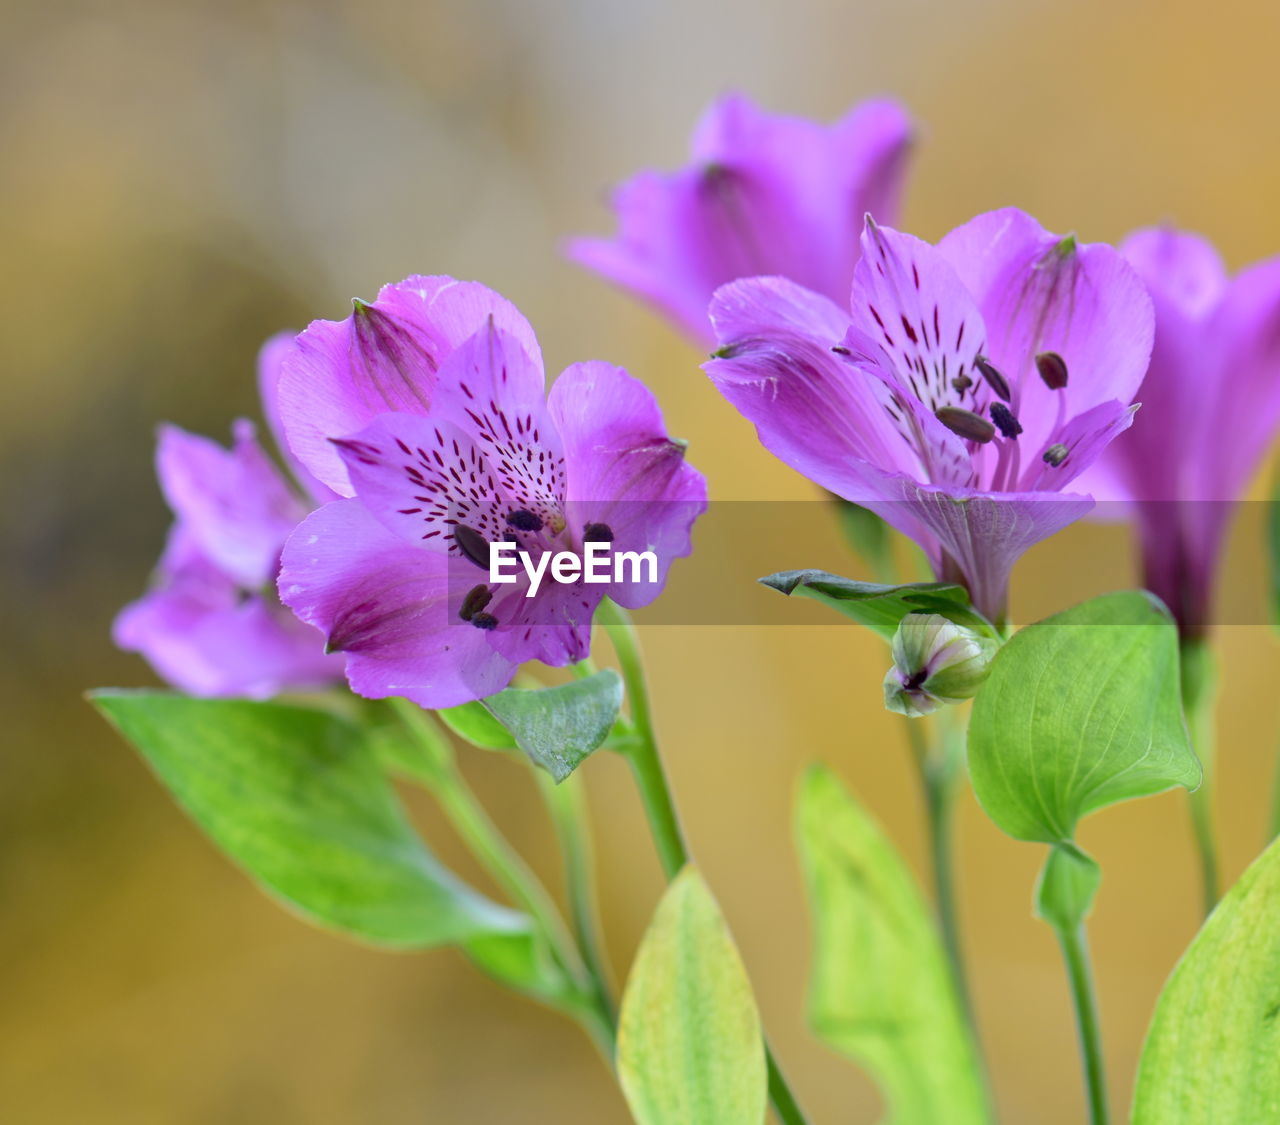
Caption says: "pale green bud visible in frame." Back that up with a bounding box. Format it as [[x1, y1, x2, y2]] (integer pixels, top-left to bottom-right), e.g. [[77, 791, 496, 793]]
[[883, 613, 998, 717]]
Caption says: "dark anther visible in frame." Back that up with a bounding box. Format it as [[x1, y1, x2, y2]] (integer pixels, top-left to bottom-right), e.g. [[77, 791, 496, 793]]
[[503, 531, 520, 544], [1035, 351, 1069, 390], [974, 355, 1012, 402], [1042, 443, 1069, 467], [506, 508, 544, 532], [583, 522, 615, 543], [831, 344, 852, 356], [935, 405, 995, 444], [951, 373, 973, 393], [990, 402, 1023, 439], [470, 612, 499, 631], [458, 584, 492, 622], [453, 524, 491, 570]]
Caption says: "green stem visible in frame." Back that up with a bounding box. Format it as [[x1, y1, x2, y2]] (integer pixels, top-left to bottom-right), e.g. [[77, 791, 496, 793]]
[[598, 600, 811, 1125], [904, 717, 973, 1023], [539, 769, 617, 1027], [1053, 921, 1109, 1125], [388, 699, 614, 1053], [1180, 639, 1219, 915]]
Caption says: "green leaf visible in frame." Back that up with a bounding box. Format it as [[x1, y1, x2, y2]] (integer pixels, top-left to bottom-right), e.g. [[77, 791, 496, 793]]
[[483, 670, 624, 782], [90, 691, 527, 948], [1133, 835, 1280, 1123], [437, 700, 518, 751], [760, 569, 996, 640], [1034, 844, 1101, 932], [968, 592, 1200, 843], [617, 867, 766, 1125], [464, 929, 579, 1007], [796, 766, 990, 1125]]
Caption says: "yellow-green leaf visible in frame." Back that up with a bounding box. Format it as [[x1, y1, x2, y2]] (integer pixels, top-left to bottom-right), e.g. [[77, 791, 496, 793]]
[[797, 765, 990, 1124], [617, 867, 766, 1125], [1133, 835, 1280, 1123]]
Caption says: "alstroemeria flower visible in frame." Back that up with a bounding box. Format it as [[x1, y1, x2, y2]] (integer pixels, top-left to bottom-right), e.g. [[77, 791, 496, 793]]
[[1080, 228, 1280, 638], [705, 208, 1154, 624], [567, 92, 913, 346], [114, 343, 343, 697], [276, 277, 707, 708]]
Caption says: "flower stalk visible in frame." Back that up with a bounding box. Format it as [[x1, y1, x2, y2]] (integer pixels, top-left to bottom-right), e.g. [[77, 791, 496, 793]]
[[904, 714, 973, 1023], [1056, 921, 1109, 1125], [1180, 638, 1219, 914], [1037, 844, 1108, 1125], [537, 768, 617, 1029], [598, 598, 812, 1125], [388, 698, 616, 1055]]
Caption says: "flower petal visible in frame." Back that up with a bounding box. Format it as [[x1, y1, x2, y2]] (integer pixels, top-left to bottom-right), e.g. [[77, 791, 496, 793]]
[[1018, 400, 1138, 492], [548, 361, 708, 608], [850, 218, 991, 418], [332, 412, 535, 561], [115, 525, 337, 698], [257, 332, 340, 505], [1201, 255, 1280, 500], [278, 500, 516, 707], [936, 208, 1154, 459], [483, 577, 599, 668], [568, 94, 913, 345], [332, 329, 567, 561], [868, 477, 1094, 623], [705, 276, 921, 490], [155, 421, 303, 589], [1121, 227, 1227, 319], [279, 276, 542, 494]]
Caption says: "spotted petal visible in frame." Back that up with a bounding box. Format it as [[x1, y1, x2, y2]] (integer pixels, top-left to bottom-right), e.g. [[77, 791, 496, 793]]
[[850, 218, 990, 419], [279, 277, 542, 494], [278, 500, 516, 707], [332, 412, 530, 563]]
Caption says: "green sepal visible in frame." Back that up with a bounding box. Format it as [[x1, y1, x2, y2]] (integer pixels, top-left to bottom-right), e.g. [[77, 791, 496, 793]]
[[1034, 843, 1101, 932], [760, 568, 998, 641], [437, 700, 519, 751], [482, 670, 624, 782]]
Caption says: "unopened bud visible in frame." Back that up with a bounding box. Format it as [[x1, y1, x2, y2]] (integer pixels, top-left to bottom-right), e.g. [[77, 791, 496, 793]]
[[883, 614, 997, 717]]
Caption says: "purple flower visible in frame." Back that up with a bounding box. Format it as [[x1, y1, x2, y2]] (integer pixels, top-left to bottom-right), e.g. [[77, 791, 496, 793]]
[[1080, 228, 1280, 638], [704, 208, 1154, 625], [567, 92, 913, 346], [114, 340, 343, 697], [276, 277, 707, 708]]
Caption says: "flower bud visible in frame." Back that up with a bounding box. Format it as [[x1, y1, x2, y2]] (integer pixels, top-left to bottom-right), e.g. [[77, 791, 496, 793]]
[[883, 613, 997, 717]]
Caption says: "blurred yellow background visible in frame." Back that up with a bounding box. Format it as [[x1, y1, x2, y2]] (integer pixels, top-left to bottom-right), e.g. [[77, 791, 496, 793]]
[[7, 0, 1280, 1121]]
